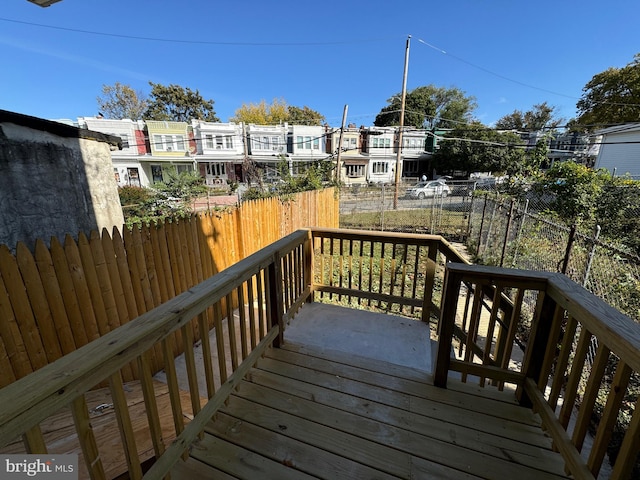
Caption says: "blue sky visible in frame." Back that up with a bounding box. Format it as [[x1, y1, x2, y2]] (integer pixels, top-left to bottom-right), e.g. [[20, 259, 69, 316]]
[[1, 0, 639, 127]]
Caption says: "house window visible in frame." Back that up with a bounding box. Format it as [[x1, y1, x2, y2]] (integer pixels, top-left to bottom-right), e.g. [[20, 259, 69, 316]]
[[216, 136, 224, 149], [372, 161, 388, 174], [151, 165, 163, 183], [205, 134, 214, 149], [114, 168, 120, 183], [350, 138, 357, 150], [404, 160, 418, 175], [346, 164, 364, 177], [153, 134, 186, 152], [206, 162, 226, 176], [313, 137, 319, 150], [128, 167, 141, 186], [225, 136, 234, 149], [176, 164, 192, 174]]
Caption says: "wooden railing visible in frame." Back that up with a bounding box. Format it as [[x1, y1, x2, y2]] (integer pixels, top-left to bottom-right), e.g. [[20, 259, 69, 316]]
[[0, 229, 312, 480], [435, 263, 640, 480], [309, 228, 469, 322]]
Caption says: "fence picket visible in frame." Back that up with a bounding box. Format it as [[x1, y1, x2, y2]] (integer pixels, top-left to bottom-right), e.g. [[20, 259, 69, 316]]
[[49, 237, 90, 347], [0, 245, 47, 370], [16, 242, 64, 363], [34, 239, 76, 355]]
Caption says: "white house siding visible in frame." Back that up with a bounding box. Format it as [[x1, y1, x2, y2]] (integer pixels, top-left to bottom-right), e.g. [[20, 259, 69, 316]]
[[594, 125, 640, 177]]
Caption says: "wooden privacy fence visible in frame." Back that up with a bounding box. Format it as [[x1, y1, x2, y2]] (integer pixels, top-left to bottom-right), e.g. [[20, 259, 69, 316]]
[[0, 188, 339, 388]]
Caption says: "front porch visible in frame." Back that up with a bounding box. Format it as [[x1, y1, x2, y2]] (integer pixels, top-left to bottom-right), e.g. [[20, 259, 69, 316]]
[[1, 228, 639, 479]]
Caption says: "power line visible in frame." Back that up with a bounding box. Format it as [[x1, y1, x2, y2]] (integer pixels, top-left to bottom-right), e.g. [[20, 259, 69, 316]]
[[415, 37, 640, 109], [0, 17, 398, 46]]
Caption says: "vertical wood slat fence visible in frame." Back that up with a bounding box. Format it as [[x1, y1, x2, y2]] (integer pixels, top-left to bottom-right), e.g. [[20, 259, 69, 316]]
[[0, 188, 339, 389]]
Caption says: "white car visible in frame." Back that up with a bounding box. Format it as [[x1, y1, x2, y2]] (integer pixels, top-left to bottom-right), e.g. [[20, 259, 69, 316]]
[[406, 180, 450, 199]]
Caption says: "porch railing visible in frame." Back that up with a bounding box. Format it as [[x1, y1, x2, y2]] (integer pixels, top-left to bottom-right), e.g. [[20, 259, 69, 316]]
[[0, 229, 312, 480], [435, 263, 640, 480], [309, 227, 469, 322]]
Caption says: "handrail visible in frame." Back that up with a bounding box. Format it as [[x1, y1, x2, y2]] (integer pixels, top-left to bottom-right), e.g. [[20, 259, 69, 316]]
[[0, 228, 312, 479], [435, 262, 640, 479]]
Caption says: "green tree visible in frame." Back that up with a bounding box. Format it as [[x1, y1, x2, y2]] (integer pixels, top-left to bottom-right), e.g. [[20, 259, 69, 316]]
[[576, 54, 640, 130], [495, 102, 562, 131], [153, 166, 208, 201], [374, 85, 477, 129], [432, 122, 525, 174], [536, 162, 607, 223], [144, 82, 219, 122], [595, 177, 640, 253], [287, 105, 326, 125], [97, 82, 148, 120]]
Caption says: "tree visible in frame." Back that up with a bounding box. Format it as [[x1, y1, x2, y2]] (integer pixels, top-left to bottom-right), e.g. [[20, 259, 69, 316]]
[[144, 82, 219, 122], [230, 99, 325, 125], [536, 162, 607, 223], [495, 102, 562, 131], [97, 82, 148, 120], [287, 105, 326, 125], [374, 85, 477, 129], [576, 54, 640, 130], [432, 122, 525, 175]]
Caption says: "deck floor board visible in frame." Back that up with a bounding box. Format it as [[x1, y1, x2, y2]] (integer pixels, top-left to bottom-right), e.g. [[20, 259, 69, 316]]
[[171, 345, 571, 480]]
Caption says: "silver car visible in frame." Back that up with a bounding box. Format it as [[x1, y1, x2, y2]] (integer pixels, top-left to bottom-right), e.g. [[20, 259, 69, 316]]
[[406, 180, 450, 199]]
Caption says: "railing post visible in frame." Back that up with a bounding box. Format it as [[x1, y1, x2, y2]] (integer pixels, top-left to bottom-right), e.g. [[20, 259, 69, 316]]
[[304, 230, 314, 303], [421, 241, 439, 323], [434, 268, 463, 388], [267, 253, 285, 348], [517, 287, 556, 407]]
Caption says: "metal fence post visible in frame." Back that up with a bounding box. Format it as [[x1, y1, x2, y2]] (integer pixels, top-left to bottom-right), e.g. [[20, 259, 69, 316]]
[[583, 225, 601, 287], [476, 194, 489, 256], [500, 199, 516, 267], [560, 224, 577, 274], [511, 199, 529, 268]]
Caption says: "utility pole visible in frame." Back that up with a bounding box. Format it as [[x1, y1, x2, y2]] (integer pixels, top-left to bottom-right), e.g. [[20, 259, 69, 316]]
[[335, 104, 348, 183], [393, 35, 411, 210]]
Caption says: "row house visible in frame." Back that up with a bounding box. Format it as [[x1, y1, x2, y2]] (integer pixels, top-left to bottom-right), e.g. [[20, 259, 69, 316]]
[[78, 116, 435, 189], [193, 121, 245, 185]]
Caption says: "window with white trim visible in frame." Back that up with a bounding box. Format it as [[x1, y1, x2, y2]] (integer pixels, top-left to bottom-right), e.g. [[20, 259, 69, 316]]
[[372, 161, 389, 174], [206, 162, 226, 176], [346, 164, 364, 177], [152, 134, 186, 152]]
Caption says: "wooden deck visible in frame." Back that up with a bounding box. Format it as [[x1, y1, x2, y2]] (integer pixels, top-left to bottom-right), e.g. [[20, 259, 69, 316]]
[[170, 343, 570, 480]]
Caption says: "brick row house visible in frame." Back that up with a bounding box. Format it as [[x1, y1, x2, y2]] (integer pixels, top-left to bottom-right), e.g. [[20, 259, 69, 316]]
[[74, 117, 435, 188]]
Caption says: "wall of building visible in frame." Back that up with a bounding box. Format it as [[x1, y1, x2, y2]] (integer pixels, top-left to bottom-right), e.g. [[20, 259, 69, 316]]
[[0, 111, 125, 250]]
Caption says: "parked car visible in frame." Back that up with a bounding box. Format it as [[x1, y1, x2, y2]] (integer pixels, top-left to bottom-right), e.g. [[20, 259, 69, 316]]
[[406, 180, 450, 199]]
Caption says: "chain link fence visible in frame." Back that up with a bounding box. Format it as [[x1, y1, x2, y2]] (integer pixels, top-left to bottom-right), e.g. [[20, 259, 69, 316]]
[[339, 181, 476, 238], [468, 192, 640, 325]]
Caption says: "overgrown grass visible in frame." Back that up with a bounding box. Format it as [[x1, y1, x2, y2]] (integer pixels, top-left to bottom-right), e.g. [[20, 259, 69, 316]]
[[340, 209, 469, 238]]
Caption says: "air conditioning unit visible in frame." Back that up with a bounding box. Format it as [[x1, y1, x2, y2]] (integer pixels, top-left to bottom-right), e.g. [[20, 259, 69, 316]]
[[166, 146, 173, 151]]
